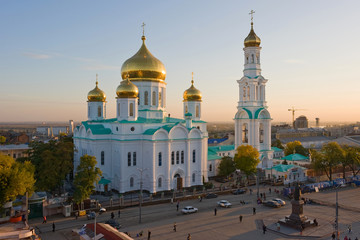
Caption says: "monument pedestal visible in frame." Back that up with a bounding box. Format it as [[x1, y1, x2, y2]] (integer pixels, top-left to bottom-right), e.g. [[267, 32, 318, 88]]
[[279, 199, 316, 230]]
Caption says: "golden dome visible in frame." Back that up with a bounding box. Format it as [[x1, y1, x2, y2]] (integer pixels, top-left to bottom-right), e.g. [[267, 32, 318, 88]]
[[183, 76, 202, 102], [121, 35, 166, 82], [87, 80, 106, 102], [116, 75, 139, 98], [244, 22, 261, 47]]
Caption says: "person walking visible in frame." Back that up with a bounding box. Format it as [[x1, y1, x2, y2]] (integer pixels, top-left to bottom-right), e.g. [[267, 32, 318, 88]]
[[177, 201, 179, 211], [332, 232, 336, 240], [147, 230, 151, 240], [214, 208, 217, 216], [42, 216, 47, 224], [52, 222, 55, 232], [250, 189, 252, 195], [253, 207, 256, 215], [269, 187, 271, 194], [239, 215, 243, 222], [111, 212, 114, 219], [173, 222, 177, 232], [187, 233, 191, 240], [118, 210, 121, 218], [262, 224, 267, 234]]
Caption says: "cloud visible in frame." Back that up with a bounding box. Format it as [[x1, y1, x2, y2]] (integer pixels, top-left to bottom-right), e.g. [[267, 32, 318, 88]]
[[22, 52, 51, 59], [283, 59, 304, 64], [83, 64, 119, 71]]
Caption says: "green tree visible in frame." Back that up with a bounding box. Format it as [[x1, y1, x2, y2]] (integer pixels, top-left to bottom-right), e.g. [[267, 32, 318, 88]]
[[234, 145, 260, 179], [284, 141, 308, 156], [0, 136, 6, 144], [0, 154, 35, 205], [271, 139, 284, 149], [217, 156, 236, 177], [342, 145, 360, 177], [73, 155, 102, 205]]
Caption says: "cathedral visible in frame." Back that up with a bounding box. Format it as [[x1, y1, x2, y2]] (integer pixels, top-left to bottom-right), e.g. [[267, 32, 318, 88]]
[[73, 33, 208, 193]]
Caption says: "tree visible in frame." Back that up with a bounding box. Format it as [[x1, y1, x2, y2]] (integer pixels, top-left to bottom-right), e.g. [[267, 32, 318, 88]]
[[284, 141, 308, 156], [271, 139, 284, 149], [0, 154, 35, 205], [234, 145, 260, 179], [218, 156, 236, 177], [342, 145, 360, 177], [73, 155, 102, 205], [0, 136, 6, 144]]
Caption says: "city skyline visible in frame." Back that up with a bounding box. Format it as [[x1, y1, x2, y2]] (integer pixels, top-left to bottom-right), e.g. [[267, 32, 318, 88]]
[[1, 1, 359, 123]]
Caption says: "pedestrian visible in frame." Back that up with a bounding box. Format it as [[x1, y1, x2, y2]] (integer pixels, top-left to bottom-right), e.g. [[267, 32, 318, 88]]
[[269, 187, 271, 194], [344, 236, 348, 240], [42, 216, 47, 224], [177, 201, 179, 211], [200, 196, 202, 202], [75, 211, 78, 220], [147, 230, 151, 240], [348, 224, 352, 233], [111, 212, 114, 219], [52, 222, 55, 232], [276, 222, 280, 231], [187, 233, 191, 240], [250, 189, 252, 195], [262, 224, 267, 234], [263, 192, 266, 200], [118, 210, 120, 218], [173, 222, 177, 232], [253, 207, 256, 215], [260, 193, 263, 199], [332, 232, 336, 240], [214, 208, 217, 216], [354, 237, 358, 240], [239, 215, 243, 222]]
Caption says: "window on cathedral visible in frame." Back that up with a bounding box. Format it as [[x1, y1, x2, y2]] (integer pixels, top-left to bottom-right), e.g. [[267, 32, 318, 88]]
[[243, 86, 246, 100], [117, 103, 120, 116], [158, 152, 162, 166], [97, 106, 101, 117], [133, 152, 136, 166], [144, 91, 149, 105], [181, 151, 184, 164], [176, 151, 179, 164], [192, 150, 196, 163], [185, 105, 188, 113], [158, 177, 162, 188], [247, 86, 250, 100], [196, 105, 199, 118], [192, 173, 195, 183], [246, 56, 249, 64], [130, 177, 134, 187], [242, 123, 248, 143], [128, 152, 131, 166], [252, 54, 254, 63], [259, 123, 264, 143], [131, 127, 135, 131], [152, 91, 156, 106], [101, 151, 105, 165], [138, 92, 140, 105], [129, 103, 134, 116], [88, 106, 90, 117], [159, 92, 162, 107], [171, 151, 174, 165], [209, 164, 212, 172]]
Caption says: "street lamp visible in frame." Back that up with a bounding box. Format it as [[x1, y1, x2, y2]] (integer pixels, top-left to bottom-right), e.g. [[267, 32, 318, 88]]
[[335, 185, 340, 240], [137, 167, 147, 224], [94, 210, 103, 240]]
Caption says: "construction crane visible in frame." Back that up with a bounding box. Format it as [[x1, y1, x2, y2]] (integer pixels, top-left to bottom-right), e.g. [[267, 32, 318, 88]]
[[288, 107, 306, 128]]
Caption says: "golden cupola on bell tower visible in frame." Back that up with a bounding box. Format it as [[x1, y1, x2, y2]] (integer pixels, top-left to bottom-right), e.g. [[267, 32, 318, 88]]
[[87, 74, 106, 121], [183, 73, 202, 121]]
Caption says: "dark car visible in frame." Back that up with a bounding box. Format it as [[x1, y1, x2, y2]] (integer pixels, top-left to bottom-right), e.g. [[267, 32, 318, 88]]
[[105, 219, 121, 230], [233, 189, 246, 195], [87, 211, 96, 220], [205, 193, 218, 199], [263, 200, 281, 208]]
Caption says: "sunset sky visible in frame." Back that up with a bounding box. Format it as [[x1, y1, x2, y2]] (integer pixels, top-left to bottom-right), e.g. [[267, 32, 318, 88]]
[[1, 1, 359, 123]]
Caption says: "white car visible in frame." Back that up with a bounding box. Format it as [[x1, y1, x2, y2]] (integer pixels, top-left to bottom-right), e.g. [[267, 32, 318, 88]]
[[217, 200, 232, 208], [181, 206, 198, 214], [272, 198, 286, 206], [99, 207, 107, 213]]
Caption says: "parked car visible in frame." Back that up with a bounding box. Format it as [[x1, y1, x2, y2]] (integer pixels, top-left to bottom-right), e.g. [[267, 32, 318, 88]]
[[272, 198, 286, 206], [263, 200, 281, 208], [99, 207, 106, 213], [217, 200, 232, 208], [205, 193, 218, 199], [87, 211, 96, 220], [233, 189, 246, 195], [181, 206, 198, 214], [105, 219, 121, 230]]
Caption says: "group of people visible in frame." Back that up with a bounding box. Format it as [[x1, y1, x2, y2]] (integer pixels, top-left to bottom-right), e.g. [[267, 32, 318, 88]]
[[42, 216, 55, 232]]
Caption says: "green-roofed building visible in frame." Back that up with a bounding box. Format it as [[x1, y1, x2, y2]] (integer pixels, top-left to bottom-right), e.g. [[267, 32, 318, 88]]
[[207, 145, 235, 177], [265, 164, 308, 185]]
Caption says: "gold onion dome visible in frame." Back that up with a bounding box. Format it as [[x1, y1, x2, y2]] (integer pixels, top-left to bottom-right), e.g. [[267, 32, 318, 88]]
[[183, 76, 202, 101], [116, 74, 139, 98], [121, 35, 166, 81], [244, 22, 261, 47], [87, 79, 106, 102]]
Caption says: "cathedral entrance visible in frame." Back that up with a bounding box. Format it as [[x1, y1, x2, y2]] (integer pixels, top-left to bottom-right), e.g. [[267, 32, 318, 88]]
[[174, 174, 183, 190]]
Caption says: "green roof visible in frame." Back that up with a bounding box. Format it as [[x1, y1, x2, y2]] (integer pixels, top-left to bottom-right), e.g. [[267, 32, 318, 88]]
[[282, 153, 309, 161], [98, 178, 111, 185], [271, 147, 283, 152], [270, 164, 306, 173], [208, 145, 234, 161], [82, 122, 112, 135]]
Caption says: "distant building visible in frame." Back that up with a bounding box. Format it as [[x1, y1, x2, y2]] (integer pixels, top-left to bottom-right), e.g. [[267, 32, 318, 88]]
[[265, 164, 307, 184], [207, 145, 235, 177], [0, 144, 30, 159], [294, 115, 308, 129], [275, 128, 330, 149], [315, 118, 320, 127]]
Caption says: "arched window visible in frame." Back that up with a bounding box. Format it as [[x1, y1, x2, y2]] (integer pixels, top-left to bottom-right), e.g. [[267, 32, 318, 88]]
[[152, 91, 156, 106], [129, 103, 134, 116], [171, 151, 175, 165], [128, 152, 131, 166], [257, 55, 260, 64], [138, 92, 140, 105], [209, 164, 212, 172], [251, 54, 254, 63], [176, 151, 179, 164], [247, 86, 250, 100], [88, 106, 90, 117], [158, 152, 162, 166], [192, 150, 196, 163], [117, 103, 120, 116], [159, 92, 162, 107], [259, 123, 264, 143], [130, 177, 134, 187], [242, 123, 248, 143], [101, 151, 105, 165], [97, 106, 101, 117], [256, 85, 259, 101], [181, 151, 184, 164], [246, 56, 249, 64], [144, 91, 149, 105], [243, 86, 246, 100], [185, 105, 188, 113], [133, 152, 136, 166], [192, 173, 195, 182], [158, 177, 162, 188], [196, 105, 199, 118]]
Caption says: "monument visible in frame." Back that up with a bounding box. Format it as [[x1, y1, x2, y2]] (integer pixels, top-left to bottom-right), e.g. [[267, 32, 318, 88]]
[[279, 184, 316, 230]]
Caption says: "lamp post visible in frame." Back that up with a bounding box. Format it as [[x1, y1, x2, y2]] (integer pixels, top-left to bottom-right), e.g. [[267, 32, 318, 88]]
[[137, 168, 147, 224], [335, 186, 339, 240], [93, 210, 103, 240]]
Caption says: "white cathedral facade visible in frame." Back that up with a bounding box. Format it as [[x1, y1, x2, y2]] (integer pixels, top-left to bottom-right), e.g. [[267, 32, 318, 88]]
[[234, 20, 273, 169], [73, 34, 208, 193]]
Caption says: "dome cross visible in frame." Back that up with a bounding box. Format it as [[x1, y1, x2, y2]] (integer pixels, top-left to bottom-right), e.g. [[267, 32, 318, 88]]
[[141, 22, 146, 36], [249, 10, 255, 23]]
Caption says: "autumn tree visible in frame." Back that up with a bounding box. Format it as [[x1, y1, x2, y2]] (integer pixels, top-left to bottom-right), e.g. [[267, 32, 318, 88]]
[[218, 156, 236, 177], [0, 154, 35, 205], [342, 145, 360, 177], [73, 155, 102, 205], [284, 141, 308, 156], [0, 136, 6, 144], [234, 145, 260, 179], [271, 139, 284, 149]]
